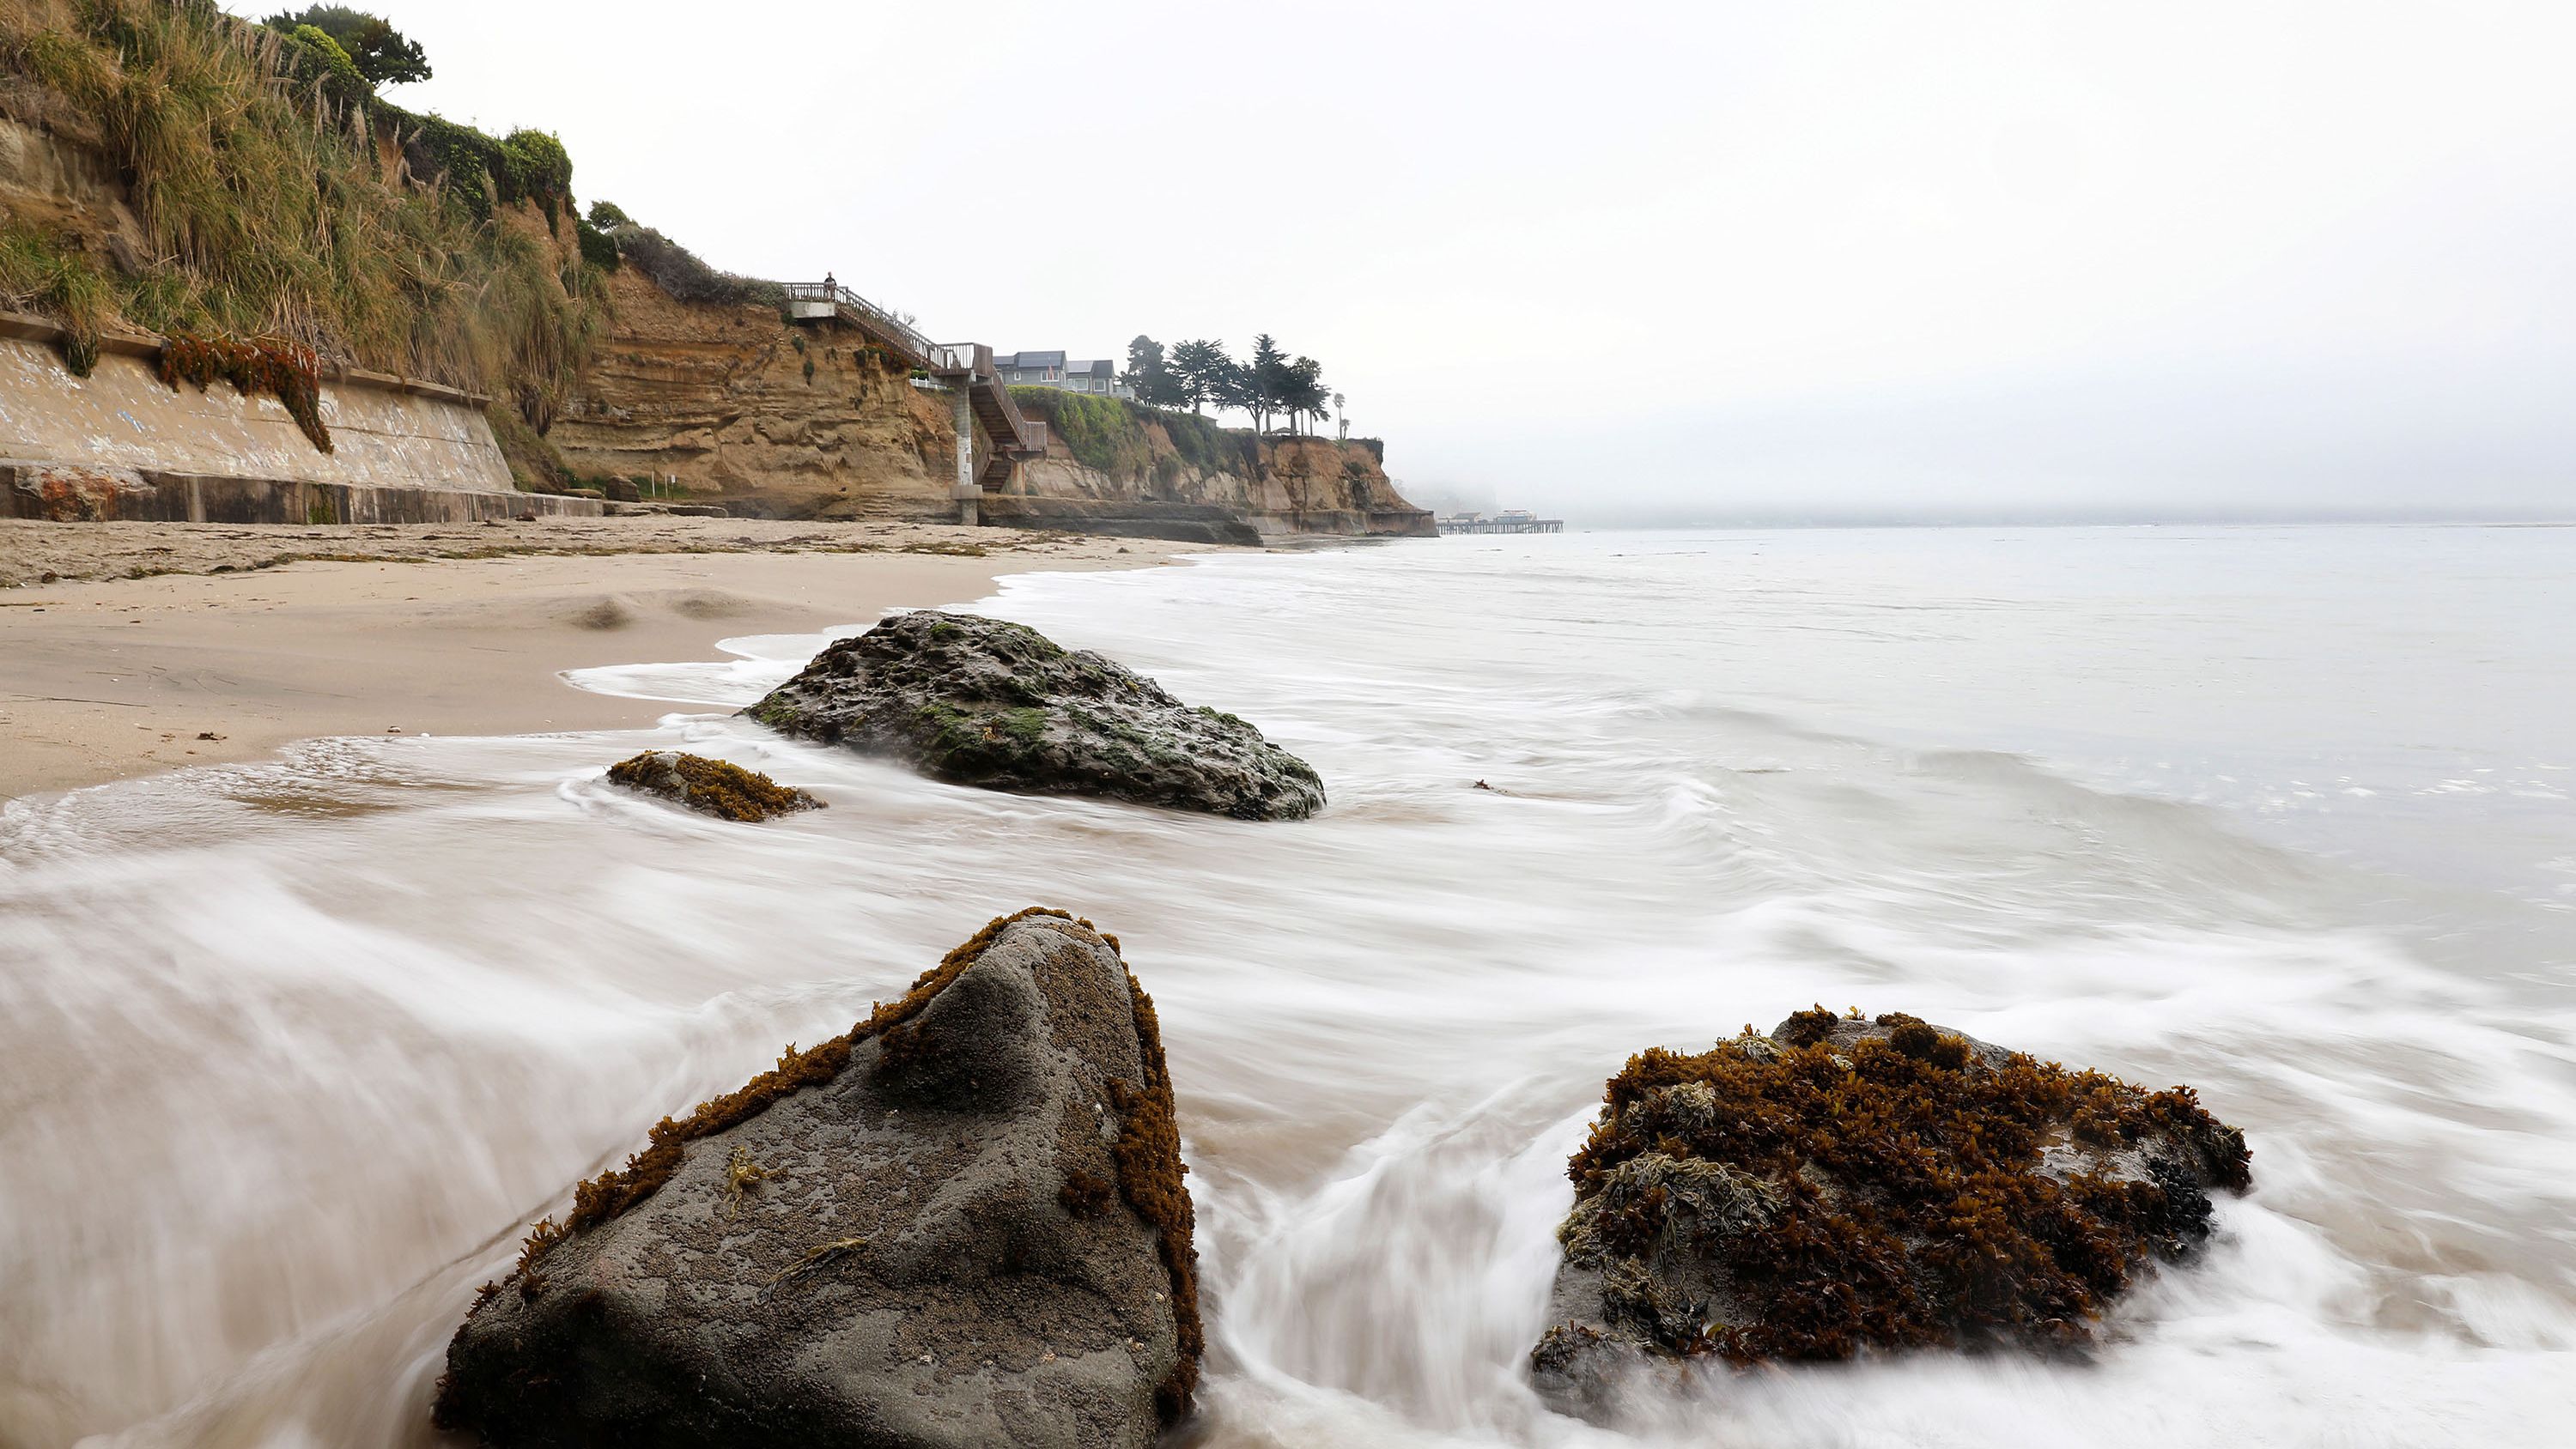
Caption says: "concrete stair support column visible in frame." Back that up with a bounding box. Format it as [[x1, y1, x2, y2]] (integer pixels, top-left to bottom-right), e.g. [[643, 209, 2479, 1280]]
[[951, 381, 979, 526]]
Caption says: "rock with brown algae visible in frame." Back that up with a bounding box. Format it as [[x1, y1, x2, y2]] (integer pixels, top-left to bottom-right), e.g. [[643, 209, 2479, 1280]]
[[433, 910, 1201, 1448], [742, 610, 1325, 820], [1529, 1009, 2252, 1422], [603, 750, 823, 822]]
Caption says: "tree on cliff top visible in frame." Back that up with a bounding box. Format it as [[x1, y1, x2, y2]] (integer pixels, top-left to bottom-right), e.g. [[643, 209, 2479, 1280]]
[[1246, 334, 1291, 435], [263, 6, 431, 86], [1169, 338, 1232, 415], [1159, 336, 1331, 433], [1127, 335, 1189, 409], [1282, 355, 1330, 436]]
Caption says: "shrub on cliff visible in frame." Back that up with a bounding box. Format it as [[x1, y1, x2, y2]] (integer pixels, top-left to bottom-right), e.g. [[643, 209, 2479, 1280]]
[[283, 21, 365, 103], [574, 216, 619, 270], [263, 5, 430, 86], [610, 222, 786, 309]]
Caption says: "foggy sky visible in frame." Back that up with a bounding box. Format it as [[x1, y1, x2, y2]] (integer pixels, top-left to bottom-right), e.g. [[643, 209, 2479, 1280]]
[[294, 2, 2574, 521]]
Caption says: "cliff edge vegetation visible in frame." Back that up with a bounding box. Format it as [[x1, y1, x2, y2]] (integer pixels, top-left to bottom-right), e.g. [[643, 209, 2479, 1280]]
[[0, 0, 604, 481]]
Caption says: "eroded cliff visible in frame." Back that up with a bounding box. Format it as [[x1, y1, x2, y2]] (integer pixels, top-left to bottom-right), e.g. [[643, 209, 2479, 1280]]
[[1003, 390, 1431, 540], [547, 266, 959, 519], [551, 274, 1432, 537]]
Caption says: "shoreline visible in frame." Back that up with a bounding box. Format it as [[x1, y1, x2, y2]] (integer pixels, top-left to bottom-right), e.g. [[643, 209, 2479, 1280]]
[[0, 518, 1218, 802]]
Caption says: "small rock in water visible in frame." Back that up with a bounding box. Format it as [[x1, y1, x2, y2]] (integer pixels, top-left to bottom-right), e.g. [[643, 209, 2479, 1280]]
[[742, 610, 1325, 820], [434, 909, 1201, 1446], [1529, 1009, 2253, 1423], [603, 750, 823, 822]]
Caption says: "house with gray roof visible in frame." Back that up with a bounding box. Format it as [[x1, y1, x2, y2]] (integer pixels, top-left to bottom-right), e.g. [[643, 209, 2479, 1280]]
[[995, 351, 1132, 399]]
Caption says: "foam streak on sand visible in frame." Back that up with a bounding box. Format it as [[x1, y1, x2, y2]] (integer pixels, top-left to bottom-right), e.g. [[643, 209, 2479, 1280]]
[[1, 524, 2573, 1447]]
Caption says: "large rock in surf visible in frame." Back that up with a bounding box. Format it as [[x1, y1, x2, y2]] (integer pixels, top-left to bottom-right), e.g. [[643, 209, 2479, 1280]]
[[743, 610, 1325, 820], [1529, 1009, 2252, 1422], [434, 909, 1201, 1447]]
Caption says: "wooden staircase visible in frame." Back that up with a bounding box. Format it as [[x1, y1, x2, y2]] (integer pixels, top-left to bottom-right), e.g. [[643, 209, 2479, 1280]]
[[780, 283, 1047, 490]]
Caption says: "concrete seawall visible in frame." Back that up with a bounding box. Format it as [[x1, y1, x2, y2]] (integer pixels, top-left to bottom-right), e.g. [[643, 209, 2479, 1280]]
[[0, 461, 599, 524], [0, 318, 594, 521]]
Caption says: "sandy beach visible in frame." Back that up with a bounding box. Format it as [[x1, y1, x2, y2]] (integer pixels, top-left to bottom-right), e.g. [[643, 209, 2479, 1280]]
[[0, 517, 1206, 800]]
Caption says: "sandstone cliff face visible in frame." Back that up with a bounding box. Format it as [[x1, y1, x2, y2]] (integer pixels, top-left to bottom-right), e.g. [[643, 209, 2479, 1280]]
[[993, 389, 1432, 541], [554, 272, 1433, 536], [1013, 432, 1430, 539], [549, 268, 957, 519], [0, 110, 148, 271]]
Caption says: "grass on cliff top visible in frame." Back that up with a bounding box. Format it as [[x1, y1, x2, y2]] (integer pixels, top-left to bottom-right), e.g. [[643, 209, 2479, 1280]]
[[0, 0, 603, 408]]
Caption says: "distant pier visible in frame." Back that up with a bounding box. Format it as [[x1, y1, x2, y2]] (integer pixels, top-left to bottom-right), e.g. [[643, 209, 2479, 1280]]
[[1437, 510, 1564, 535]]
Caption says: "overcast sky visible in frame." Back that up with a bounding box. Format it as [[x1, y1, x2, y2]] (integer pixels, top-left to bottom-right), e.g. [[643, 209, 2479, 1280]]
[[284, 1, 2573, 521]]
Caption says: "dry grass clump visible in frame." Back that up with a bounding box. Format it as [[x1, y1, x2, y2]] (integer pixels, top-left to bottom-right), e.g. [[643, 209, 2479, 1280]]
[[1566, 1011, 2251, 1362]]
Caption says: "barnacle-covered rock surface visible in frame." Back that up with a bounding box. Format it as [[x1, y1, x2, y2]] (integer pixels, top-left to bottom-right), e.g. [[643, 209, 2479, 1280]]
[[1531, 1009, 2252, 1422]]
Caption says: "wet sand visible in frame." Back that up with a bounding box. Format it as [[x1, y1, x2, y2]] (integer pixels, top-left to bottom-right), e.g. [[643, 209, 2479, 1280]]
[[0, 518, 1200, 800]]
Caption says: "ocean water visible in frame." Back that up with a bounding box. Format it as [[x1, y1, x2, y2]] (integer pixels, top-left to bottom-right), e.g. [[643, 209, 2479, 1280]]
[[3, 525, 2573, 1447]]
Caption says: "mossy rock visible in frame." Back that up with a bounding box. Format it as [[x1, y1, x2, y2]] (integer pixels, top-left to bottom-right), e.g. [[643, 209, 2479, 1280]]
[[742, 611, 1325, 821], [1529, 1011, 2253, 1422], [434, 910, 1200, 1446], [604, 751, 823, 822]]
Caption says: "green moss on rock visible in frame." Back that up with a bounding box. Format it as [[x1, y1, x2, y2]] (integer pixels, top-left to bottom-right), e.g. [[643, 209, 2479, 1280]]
[[742, 610, 1326, 820]]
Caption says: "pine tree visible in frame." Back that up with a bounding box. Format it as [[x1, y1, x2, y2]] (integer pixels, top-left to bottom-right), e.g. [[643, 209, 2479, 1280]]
[[1285, 356, 1327, 434], [1170, 339, 1230, 414], [1248, 334, 1291, 434]]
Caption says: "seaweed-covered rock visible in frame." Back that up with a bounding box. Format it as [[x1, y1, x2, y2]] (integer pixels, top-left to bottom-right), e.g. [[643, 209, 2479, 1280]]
[[434, 910, 1201, 1448], [604, 750, 823, 822], [1529, 1010, 2252, 1422], [742, 611, 1324, 821]]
